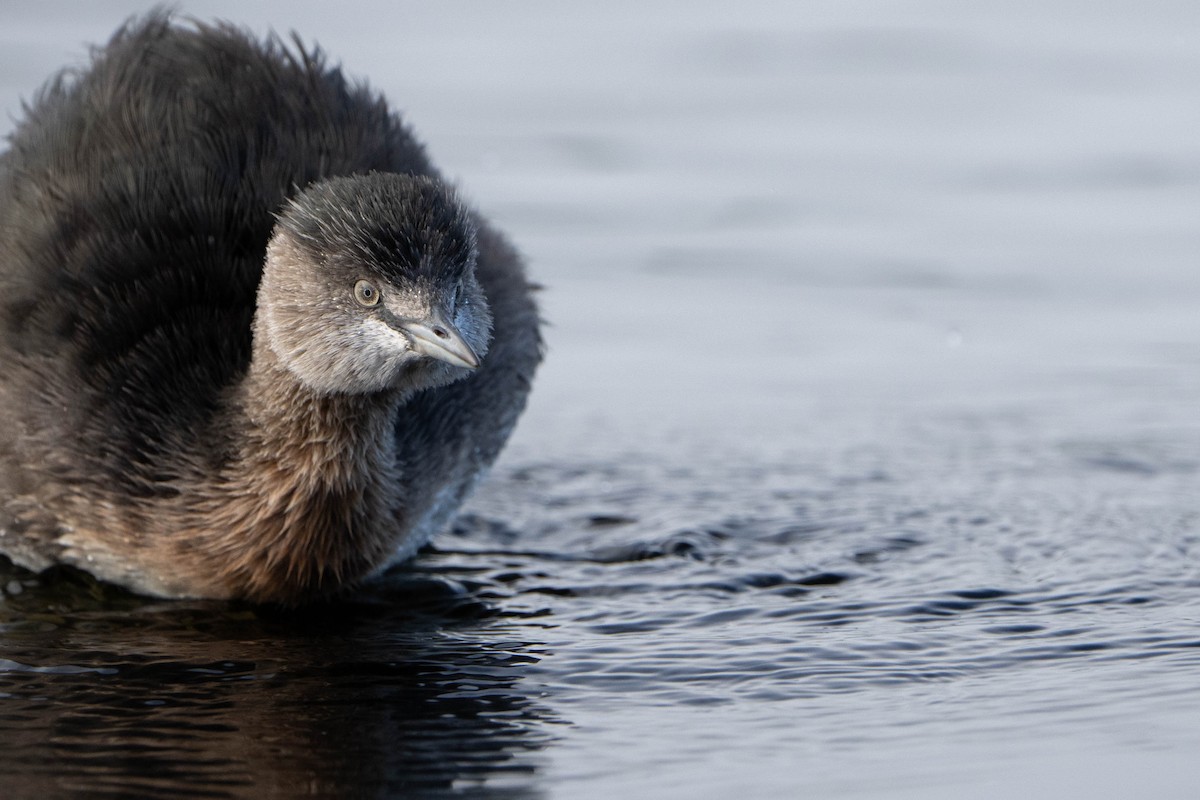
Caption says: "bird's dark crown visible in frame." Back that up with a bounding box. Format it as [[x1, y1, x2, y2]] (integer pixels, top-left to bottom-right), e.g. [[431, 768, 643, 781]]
[[277, 173, 477, 289]]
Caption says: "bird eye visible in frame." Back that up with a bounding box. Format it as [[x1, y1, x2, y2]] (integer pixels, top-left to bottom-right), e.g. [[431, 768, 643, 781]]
[[354, 279, 380, 307]]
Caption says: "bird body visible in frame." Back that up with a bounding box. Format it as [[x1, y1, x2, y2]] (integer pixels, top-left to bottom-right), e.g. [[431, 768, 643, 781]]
[[0, 15, 541, 603]]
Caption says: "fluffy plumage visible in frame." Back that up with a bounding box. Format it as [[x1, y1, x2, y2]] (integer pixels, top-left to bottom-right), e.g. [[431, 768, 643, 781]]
[[0, 13, 541, 604]]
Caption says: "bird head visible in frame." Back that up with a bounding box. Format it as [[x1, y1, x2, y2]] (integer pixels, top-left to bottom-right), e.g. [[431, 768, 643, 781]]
[[259, 173, 493, 395]]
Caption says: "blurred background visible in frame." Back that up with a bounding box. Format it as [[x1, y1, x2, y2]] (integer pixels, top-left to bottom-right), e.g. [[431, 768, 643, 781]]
[[6, 1, 1197, 459]]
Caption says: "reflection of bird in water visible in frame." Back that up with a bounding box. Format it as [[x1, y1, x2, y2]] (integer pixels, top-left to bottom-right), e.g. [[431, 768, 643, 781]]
[[0, 14, 541, 604]]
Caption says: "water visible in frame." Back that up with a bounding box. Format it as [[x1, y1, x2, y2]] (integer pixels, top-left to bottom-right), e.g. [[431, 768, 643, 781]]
[[3, 2, 1200, 797]]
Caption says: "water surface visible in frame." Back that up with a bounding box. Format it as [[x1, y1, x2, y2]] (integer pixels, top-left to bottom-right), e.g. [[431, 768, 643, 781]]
[[2, 2, 1199, 798]]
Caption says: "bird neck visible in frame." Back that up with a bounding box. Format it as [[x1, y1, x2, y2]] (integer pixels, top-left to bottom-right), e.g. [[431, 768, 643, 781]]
[[237, 337, 403, 484], [192, 331, 408, 603]]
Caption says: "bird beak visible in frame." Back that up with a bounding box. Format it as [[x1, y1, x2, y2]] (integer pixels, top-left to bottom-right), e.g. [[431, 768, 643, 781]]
[[401, 309, 481, 370]]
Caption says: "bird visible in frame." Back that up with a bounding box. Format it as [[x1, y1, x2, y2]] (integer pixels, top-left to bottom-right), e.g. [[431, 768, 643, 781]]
[[0, 13, 542, 605]]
